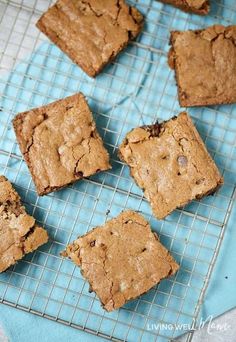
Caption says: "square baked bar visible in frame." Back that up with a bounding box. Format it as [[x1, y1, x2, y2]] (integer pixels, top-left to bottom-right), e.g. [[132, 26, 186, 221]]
[[158, 0, 209, 15], [119, 112, 223, 219], [0, 176, 48, 273], [36, 0, 143, 77], [13, 93, 111, 195], [169, 25, 236, 107], [63, 210, 179, 311]]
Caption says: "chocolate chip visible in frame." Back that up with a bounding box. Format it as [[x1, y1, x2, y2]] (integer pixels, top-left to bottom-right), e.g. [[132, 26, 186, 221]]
[[142, 123, 161, 137], [177, 155, 187, 167], [150, 124, 161, 137], [142, 247, 147, 252], [90, 240, 96, 247], [100, 243, 107, 250], [76, 171, 84, 177], [196, 178, 205, 185], [90, 130, 96, 138]]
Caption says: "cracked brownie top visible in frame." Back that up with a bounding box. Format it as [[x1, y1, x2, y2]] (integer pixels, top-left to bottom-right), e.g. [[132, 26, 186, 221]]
[[36, 0, 143, 77], [169, 25, 236, 107], [157, 0, 209, 15], [63, 210, 179, 311], [13, 93, 111, 195], [119, 112, 223, 219], [0, 176, 48, 273]]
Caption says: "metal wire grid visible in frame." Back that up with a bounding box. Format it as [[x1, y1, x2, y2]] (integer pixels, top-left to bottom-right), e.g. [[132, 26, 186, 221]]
[[0, 0, 235, 341]]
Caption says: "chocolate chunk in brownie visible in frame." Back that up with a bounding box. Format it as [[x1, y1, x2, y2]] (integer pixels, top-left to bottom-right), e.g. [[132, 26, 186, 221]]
[[169, 25, 236, 107], [13, 93, 111, 195], [157, 0, 209, 15], [119, 112, 223, 219], [0, 176, 48, 273], [36, 0, 144, 77], [62, 210, 179, 311]]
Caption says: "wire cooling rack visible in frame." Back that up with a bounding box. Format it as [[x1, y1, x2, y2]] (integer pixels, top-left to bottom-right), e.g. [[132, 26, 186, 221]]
[[0, 0, 236, 341]]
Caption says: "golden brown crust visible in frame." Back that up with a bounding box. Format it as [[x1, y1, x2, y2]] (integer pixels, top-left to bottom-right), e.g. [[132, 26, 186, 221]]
[[0, 176, 48, 273], [158, 0, 209, 15], [63, 210, 179, 311], [13, 93, 111, 196], [36, 0, 144, 77], [169, 25, 236, 107], [119, 112, 223, 219]]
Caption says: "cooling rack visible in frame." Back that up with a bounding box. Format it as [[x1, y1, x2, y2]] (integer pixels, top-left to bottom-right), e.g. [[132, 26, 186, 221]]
[[0, 0, 235, 341]]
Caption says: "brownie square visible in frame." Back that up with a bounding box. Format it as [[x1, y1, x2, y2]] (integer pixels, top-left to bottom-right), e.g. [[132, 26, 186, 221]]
[[0, 176, 48, 272], [119, 112, 223, 219], [13, 93, 111, 195], [157, 0, 209, 15], [169, 25, 236, 107], [36, 0, 143, 77], [63, 210, 179, 311]]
